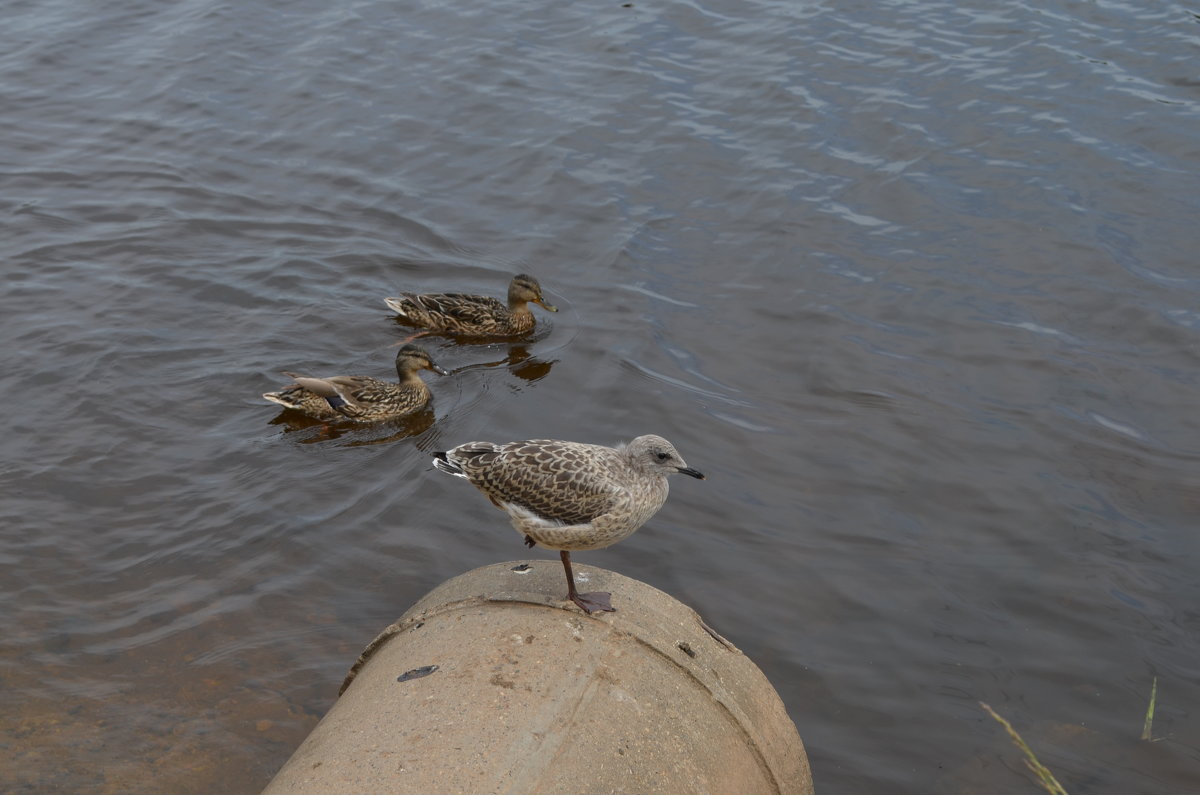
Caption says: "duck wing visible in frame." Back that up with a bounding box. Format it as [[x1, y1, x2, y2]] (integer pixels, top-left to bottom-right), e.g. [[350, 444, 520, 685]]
[[409, 293, 505, 323], [284, 373, 390, 418]]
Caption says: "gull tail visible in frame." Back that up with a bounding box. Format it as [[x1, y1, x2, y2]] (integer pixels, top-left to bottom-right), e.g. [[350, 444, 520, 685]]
[[432, 451, 467, 477]]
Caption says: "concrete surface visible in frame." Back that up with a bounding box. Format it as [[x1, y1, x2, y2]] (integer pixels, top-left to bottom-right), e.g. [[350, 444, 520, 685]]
[[264, 560, 814, 794]]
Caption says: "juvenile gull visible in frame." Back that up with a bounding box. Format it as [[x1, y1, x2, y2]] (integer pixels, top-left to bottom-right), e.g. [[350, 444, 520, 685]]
[[384, 273, 557, 338], [432, 435, 704, 613], [262, 344, 448, 421]]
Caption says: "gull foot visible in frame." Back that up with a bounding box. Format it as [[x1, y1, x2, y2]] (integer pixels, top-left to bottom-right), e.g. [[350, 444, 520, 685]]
[[570, 591, 615, 614]]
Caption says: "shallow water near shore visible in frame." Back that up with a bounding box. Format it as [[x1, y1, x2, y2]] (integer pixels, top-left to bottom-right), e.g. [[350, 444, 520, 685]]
[[3, 0, 1200, 792]]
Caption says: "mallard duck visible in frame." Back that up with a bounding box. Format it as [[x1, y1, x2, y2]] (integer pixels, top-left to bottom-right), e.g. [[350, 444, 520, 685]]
[[384, 273, 557, 338], [432, 435, 704, 614], [263, 344, 448, 421]]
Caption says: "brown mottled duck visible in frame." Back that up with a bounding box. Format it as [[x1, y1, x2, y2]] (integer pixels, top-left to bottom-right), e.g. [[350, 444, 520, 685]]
[[384, 273, 557, 338], [263, 344, 448, 421]]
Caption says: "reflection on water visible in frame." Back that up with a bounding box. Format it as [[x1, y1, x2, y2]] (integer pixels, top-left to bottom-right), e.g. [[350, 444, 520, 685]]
[[450, 344, 558, 384], [509, 350, 556, 384], [267, 406, 438, 446], [3, 0, 1200, 792]]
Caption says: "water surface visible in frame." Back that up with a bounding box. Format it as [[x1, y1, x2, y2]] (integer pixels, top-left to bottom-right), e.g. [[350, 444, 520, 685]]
[[3, 0, 1199, 792]]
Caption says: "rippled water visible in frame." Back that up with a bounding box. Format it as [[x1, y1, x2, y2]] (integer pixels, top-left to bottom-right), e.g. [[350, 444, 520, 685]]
[[4, 0, 1199, 791]]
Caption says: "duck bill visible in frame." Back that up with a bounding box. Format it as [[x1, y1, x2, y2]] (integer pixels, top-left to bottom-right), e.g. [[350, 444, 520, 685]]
[[537, 298, 558, 312], [430, 364, 451, 376], [677, 467, 705, 480]]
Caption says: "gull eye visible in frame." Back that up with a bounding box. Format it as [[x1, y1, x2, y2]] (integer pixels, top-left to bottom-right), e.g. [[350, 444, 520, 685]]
[[655, 451, 670, 461]]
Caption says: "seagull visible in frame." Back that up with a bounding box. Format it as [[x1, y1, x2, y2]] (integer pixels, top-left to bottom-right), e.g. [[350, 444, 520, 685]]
[[432, 434, 704, 613]]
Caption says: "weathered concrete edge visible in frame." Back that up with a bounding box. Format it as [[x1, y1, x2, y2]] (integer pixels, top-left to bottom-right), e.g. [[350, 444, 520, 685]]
[[334, 560, 812, 793]]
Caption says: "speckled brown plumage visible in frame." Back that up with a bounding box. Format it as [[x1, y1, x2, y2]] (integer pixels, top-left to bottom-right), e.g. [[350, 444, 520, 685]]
[[262, 344, 448, 421], [432, 435, 704, 613], [384, 273, 557, 338]]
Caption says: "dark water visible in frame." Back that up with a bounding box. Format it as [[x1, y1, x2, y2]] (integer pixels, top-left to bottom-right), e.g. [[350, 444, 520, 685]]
[[3, 0, 1199, 791]]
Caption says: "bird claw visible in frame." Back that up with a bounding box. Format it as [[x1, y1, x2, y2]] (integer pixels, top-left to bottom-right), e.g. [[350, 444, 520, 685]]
[[571, 591, 615, 614]]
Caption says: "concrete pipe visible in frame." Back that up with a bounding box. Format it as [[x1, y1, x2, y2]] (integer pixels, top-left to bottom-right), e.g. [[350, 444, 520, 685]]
[[265, 560, 814, 794]]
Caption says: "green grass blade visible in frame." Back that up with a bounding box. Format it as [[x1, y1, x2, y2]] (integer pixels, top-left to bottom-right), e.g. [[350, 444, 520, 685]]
[[1140, 677, 1157, 742], [980, 702, 1069, 795]]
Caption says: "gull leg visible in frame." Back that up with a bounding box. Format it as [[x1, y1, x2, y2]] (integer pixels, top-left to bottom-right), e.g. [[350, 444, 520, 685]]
[[560, 550, 613, 613]]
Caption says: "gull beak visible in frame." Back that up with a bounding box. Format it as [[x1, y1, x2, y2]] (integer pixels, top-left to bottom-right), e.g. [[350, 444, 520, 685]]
[[678, 467, 705, 480]]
